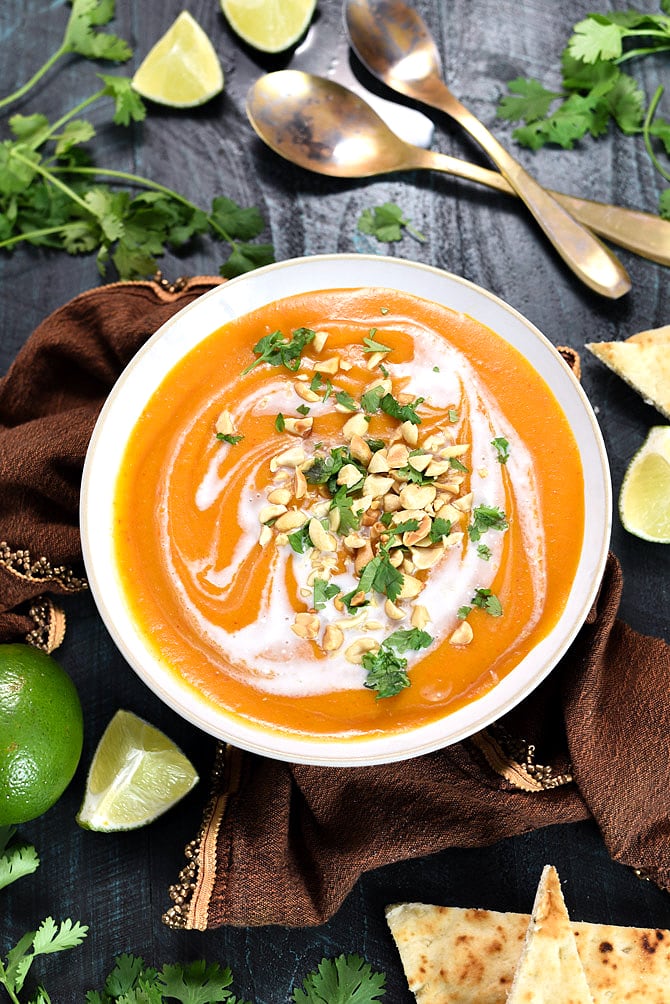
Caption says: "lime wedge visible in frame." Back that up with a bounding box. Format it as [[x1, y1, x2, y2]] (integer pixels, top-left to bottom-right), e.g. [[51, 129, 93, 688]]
[[132, 12, 224, 108], [220, 0, 316, 53], [619, 426, 670, 543], [76, 710, 198, 831]]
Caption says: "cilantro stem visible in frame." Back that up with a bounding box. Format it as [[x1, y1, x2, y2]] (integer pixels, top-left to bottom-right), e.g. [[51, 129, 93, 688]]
[[39, 87, 106, 148], [49, 166, 238, 243], [616, 41, 670, 64], [0, 45, 67, 111], [642, 85, 670, 183], [11, 150, 91, 213], [0, 225, 72, 250]]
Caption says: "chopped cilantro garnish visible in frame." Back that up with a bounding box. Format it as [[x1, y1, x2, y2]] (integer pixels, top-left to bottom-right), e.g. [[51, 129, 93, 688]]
[[366, 438, 386, 453], [491, 437, 510, 464], [297, 404, 310, 416], [363, 332, 392, 353], [385, 627, 433, 653], [380, 306, 390, 315], [477, 543, 493, 560], [449, 456, 469, 473], [448, 408, 459, 422], [471, 587, 503, 617], [313, 578, 340, 611], [468, 505, 509, 542], [287, 524, 313, 554], [433, 365, 440, 372], [309, 372, 323, 392], [457, 605, 472, 619], [330, 486, 362, 534], [242, 326, 315, 375], [363, 647, 410, 699], [274, 413, 285, 432], [380, 392, 423, 425], [430, 516, 452, 543], [358, 553, 404, 602], [362, 627, 432, 698], [361, 385, 386, 414], [335, 389, 358, 411], [216, 432, 243, 445]]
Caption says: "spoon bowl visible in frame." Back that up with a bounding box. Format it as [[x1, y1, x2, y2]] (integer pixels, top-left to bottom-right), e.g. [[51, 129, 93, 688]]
[[344, 0, 630, 298], [246, 71, 670, 267]]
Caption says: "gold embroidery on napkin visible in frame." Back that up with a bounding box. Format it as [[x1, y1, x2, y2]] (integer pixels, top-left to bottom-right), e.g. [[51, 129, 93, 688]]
[[163, 743, 244, 930], [26, 596, 67, 653], [0, 541, 87, 592], [472, 726, 574, 792]]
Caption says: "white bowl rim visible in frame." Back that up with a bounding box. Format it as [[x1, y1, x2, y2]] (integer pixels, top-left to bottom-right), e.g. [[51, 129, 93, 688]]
[[80, 253, 612, 766]]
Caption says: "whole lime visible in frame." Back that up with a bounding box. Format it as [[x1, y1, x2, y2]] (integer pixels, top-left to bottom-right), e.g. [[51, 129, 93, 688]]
[[0, 643, 83, 825]]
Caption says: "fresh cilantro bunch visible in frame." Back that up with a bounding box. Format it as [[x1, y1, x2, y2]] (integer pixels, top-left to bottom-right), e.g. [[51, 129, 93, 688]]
[[496, 5, 670, 215], [85, 954, 250, 1004], [0, 827, 88, 1004], [362, 629, 433, 699], [0, 1, 274, 279], [292, 954, 385, 1004]]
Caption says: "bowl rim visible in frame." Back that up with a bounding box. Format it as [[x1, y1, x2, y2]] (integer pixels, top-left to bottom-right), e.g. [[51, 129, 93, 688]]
[[80, 253, 612, 766]]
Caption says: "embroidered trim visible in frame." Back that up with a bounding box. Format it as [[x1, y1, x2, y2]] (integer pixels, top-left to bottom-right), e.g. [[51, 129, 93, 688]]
[[163, 743, 243, 930], [0, 542, 87, 592], [473, 724, 573, 792], [152, 270, 190, 295], [26, 596, 67, 653]]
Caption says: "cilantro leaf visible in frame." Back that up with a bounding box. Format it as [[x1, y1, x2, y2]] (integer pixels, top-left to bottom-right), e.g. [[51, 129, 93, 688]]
[[63, 0, 132, 62], [380, 392, 423, 425], [335, 390, 359, 411], [385, 627, 433, 653], [569, 15, 627, 63], [471, 587, 503, 617], [216, 433, 243, 445], [210, 196, 265, 241], [429, 516, 452, 543], [242, 327, 316, 375], [477, 543, 492, 561], [220, 242, 274, 278], [158, 960, 235, 1004], [292, 954, 386, 1003], [497, 77, 563, 123], [361, 385, 386, 415], [99, 74, 147, 126], [288, 523, 313, 554], [313, 578, 340, 610], [330, 486, 362, 535], [0, 841, 39, 890], [358, 553, 404, 602], [362, 647, 410, 700], [468, 505, 508, 542], [491, 437, 510, 464], [362, 332, 392, 353], [357, 202, 425, 243]]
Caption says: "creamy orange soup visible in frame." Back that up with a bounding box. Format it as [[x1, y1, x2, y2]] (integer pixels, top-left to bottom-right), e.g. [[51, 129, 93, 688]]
[[114, 287, 584, 739]]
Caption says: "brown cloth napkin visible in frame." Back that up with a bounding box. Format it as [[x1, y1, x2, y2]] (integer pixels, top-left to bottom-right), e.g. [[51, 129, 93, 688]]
[[1, 279, 668, 933]]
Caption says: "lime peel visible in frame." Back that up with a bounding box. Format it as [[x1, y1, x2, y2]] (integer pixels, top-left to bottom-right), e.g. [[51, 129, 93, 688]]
[[76, 710, 199, 831], [220, 0, 317, 54], [132, 12, 224, 108], [619, 426, 670, 543]]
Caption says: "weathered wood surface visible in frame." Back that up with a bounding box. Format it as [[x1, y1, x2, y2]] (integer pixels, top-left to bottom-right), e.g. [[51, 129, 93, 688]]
[[1, 1, 669, 999]]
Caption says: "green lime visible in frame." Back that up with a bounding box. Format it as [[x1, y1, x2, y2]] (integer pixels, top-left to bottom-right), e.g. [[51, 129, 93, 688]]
[[76, 710, 198, 831], [220, 0, 317, 53], [619, 426, 670, 543], [0, 643, 83, 826], [132, 12, 224, 108]]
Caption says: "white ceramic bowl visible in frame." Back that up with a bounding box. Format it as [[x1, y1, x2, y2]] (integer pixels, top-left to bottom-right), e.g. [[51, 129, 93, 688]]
[[81, 254, 611, 766]]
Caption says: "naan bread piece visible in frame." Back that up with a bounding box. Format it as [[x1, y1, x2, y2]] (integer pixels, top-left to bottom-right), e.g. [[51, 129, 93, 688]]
[[505, 865, 593, 1004], [586, 326, 670, 420], [386, 900, 670, 1003]]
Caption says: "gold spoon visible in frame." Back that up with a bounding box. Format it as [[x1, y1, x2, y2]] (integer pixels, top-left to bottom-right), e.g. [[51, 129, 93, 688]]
[[343, 0, 631, 298], [246, 72, 670, 268]]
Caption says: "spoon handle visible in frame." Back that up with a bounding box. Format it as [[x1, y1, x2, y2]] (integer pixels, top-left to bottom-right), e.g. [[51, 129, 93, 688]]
[[415, 148, 670, 267], [413, 82, 631, 298]]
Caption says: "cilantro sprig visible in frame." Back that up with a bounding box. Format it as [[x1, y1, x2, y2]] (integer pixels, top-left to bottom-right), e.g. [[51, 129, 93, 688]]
[[0, 9, 274, 278], [357, 201, 426, 243], [468, 505, 509, 542], [292, 954, 385, 1003], [362, 628, 433, 699], [242, 328, 316, 375], [495, 5, 670, 215]]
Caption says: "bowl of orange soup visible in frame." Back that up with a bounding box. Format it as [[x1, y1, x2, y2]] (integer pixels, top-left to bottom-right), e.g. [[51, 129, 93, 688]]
[[81, 255, 611, 765]]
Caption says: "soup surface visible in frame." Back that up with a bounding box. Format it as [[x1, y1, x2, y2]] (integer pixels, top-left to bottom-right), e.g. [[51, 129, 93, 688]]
[[114, 287, 584, 740]]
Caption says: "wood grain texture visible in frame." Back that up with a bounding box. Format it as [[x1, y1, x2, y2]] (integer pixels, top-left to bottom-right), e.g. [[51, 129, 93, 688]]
[[1, 1, 669, 999]]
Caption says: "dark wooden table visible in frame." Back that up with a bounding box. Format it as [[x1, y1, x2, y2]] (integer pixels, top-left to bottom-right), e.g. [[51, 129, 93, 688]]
[[2, 1, 669, 1000]]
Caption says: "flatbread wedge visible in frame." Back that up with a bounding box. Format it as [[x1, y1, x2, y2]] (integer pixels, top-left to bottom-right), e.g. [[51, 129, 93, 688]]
[[505, 865, 593, 1003], [586, 325, 670, 420], [386, 899, 670, 1003]]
